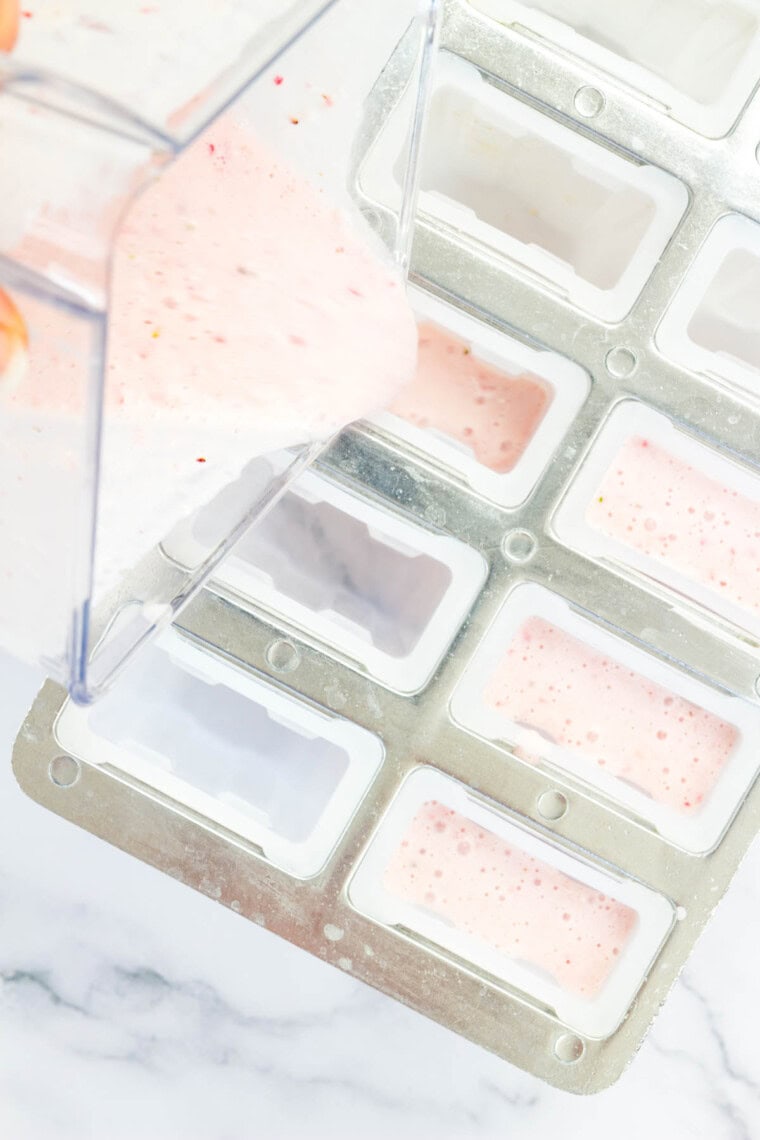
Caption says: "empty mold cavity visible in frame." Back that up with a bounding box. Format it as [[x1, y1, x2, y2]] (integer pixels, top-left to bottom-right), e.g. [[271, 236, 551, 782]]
[[658, 214, 760, 395], [360, 56, 687, 321], [451, 582, 759, 851], [371, 288, 589, 506], [471, 0, 760, 136], [163, 468, 487, 692], [55, 629, 383, 877], [349, 769, 674, 1038], [553, 401, 760, 639]]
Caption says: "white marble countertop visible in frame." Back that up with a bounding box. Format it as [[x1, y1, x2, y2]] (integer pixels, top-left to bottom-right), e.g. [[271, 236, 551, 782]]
[[1, 649, 758, 1140]]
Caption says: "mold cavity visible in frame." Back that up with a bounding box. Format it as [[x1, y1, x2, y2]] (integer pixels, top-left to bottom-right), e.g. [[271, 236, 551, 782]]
[[415, 81, 656, 294], [349, 769, 674, 1038], [383, 54, 687, 320], [485, 616, 738, 817], [686, 247, 760, 372], [585, 430, 760, 621], [185, 470, 488, 692], [88, 648, 347, 841], [372, 289, 590, 509], [386, 800, 637, 998], [233, 494, 451, 657], [166, 466, 487, 691], [657, 216, 760, 393], [452, 581, 760, 852], [57, 632, 383, 876], [495, 0, 758, 107], [389, 320, 551, 474]]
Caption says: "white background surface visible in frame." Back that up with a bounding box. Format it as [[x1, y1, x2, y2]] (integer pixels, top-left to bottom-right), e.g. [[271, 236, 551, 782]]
[[1, 649, 758, 1139]]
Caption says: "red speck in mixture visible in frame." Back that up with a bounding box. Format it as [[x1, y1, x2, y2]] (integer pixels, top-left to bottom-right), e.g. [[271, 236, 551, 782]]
[[321, 93, 334, 107], [273, 75, 284, 86], [196, 457, 207, 464], [290, 117, 300, 125], [21, 10, 33, 17], [208, 143, 216, 155]]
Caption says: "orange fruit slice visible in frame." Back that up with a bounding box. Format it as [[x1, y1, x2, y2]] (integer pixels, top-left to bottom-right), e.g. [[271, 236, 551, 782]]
[[0, 0, 19, 52], [0, 287, 29, 386]]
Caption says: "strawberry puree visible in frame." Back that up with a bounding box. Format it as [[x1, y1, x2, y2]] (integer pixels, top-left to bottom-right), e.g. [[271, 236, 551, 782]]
[[15, 113, 417, 443], [1, 111, 418, 661], [384, 800, 637, 997], [389, 322, 550, 473], [483, 616, 738, 814], [586, 436, 760, 619]]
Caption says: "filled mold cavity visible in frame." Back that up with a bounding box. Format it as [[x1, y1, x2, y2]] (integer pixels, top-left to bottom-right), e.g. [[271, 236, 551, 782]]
[[349, 769, 674, 1038], [451, 582, 759, 851], [657, 214, 760, 395], [368, 56, 688, 321], [392, 322, 549, 472], [471, 0, 760, 136], [553, 401, 760, 640], [55, 629, 384, 877], [372, 289, 589, 506], [164, 468, 487, 692]]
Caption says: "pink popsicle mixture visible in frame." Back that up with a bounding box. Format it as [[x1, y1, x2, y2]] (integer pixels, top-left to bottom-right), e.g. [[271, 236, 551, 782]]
[[385, 801, 637, 997], [13, 113, 417, 444], [2, 108, 420, 654], [484, 616, 737, 814], [389, 322, 550, 473], [586, 436, 760, 618]]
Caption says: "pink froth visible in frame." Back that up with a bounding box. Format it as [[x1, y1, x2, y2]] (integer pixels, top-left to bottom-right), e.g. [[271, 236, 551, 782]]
[[389, 322, 550, 473], [586, 436, 760, 618], [384, 800, 637, 998], [483, 617, 737, 814]]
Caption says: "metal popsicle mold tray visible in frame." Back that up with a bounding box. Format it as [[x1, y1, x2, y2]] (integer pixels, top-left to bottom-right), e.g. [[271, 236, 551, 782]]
[[13, 0, 760, 1093]]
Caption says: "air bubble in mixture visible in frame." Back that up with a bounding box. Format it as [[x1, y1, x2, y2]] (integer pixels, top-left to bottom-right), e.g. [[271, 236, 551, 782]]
[[390, 322, 551, 473], [384, 801, 637, 997], [485, 617, 738, 814], [587, 435, 760, 620]]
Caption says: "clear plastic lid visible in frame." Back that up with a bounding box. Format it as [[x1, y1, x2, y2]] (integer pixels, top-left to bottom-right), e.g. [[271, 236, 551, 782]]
[[0, 0, 439, 700]]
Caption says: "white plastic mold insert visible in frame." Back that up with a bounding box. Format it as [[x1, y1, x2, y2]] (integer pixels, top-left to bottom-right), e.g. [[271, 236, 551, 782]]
[[371, 288, 590, 506], [55, 628, 383, 878], [451, 582, 760, 852], [657, 214, 760, 398], [348, 768, 674, 1039], [360, 55, 688, 321], [470, 0, 760, 138], [553, 401, 760, 641], [164, 468, 488, 693]]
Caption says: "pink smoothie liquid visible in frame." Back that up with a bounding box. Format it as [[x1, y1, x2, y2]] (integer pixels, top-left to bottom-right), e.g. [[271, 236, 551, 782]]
[[483, 616, 738, 814], [586, 435, 760, 620], [384, 800, 637, 998], [389, 321, 550, 473]]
